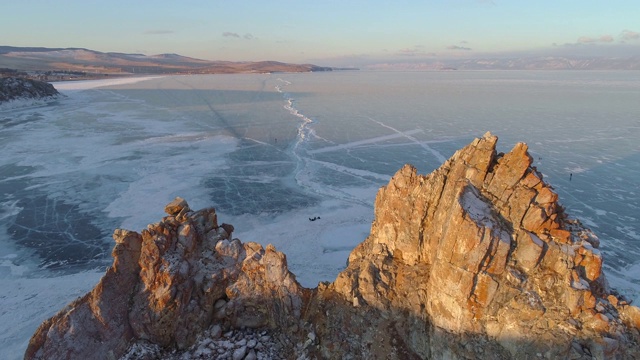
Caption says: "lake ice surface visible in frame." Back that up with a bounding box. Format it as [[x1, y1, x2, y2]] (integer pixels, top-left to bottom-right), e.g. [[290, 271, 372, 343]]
[[1, 71, 639, 359]]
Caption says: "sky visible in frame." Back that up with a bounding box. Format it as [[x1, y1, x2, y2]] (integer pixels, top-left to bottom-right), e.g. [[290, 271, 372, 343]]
[[2, 0, 639, 67]]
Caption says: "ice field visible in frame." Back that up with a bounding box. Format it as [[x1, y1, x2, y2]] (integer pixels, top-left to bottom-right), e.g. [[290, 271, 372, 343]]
[[1, 71, 639, 358]]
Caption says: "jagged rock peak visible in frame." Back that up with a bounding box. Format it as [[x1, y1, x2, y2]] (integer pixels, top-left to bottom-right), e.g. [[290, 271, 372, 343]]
[[26, 134, 640, 359], [323, 132, 640, 358], [26, 200, 306, 360]]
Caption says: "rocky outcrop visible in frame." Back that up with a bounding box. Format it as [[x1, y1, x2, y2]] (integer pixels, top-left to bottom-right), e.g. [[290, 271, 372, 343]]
[[309, 133, 640, 359], [26, 198, 306, 359], [26, 133, 640, 359], [0, 77, 59, 104]]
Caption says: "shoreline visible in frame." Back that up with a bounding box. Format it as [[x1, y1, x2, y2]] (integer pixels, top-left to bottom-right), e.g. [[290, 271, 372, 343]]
[[50, 75, 166, 91]]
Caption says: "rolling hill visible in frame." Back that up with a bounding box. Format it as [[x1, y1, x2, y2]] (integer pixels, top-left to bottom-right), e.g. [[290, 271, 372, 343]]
[[0, 46, 333, 78]]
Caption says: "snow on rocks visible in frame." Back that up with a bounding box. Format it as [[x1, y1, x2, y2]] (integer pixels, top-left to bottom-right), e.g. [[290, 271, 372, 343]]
[[0, 77, 61, 110], [120, 327, 289, 360]]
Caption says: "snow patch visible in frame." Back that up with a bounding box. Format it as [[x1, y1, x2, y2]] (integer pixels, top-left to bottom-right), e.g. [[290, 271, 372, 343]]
[[0, 95, 60, 111], [461, 186, 494, 229]]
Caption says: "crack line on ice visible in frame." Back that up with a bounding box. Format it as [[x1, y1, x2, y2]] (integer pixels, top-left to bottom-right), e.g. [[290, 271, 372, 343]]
[[364, 116, 448, 164], [275, 78, 313, 182], [276, 78, 372, 207], [308, 129, 424, 154]]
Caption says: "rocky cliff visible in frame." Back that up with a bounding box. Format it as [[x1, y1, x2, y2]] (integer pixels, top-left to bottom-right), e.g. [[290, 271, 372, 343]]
[[0, 77, 60, 104], [26, 133, 640, 359]]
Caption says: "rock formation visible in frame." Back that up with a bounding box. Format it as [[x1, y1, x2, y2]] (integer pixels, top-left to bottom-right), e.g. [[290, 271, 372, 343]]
[[0, 77, 60, 104], [26, 198, 306, 360], [26, 133, 640, 359], [309, 133, 640, 359]]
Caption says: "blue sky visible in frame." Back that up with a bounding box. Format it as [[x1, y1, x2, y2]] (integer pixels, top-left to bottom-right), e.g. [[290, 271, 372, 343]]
[[2, 0, 639, 66]]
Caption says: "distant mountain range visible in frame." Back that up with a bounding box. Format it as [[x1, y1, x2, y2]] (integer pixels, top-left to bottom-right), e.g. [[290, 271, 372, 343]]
[[2, 46, 638, 77], [367, 56, 640, 71], [0, 46, 334, 77]]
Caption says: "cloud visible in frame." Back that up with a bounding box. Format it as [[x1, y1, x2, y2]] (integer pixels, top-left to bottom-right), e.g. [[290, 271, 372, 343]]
[[398, 48, 420, 56], [577, 35, 614, 44], [557, 34, 617, 47], [447, 45, 472, 51], [600, 35, 615, 43], [222, 32, 254, 40], [397, 46, 435, 57], [558, 31, 640, 47], [621, 30, 640, 41], [555, 30, 640, 47], [144, 30, 174, 35]]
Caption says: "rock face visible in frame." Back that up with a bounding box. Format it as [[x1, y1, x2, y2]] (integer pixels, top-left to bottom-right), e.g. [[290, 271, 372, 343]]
[[0, 77, 59, 104], [26, 199, 305, 359], [311, 133, 640, 359], [26, 133, 640, 359]]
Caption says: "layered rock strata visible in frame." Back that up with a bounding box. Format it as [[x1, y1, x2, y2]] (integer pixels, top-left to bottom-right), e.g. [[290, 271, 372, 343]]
[[26, 133, 640, 359]]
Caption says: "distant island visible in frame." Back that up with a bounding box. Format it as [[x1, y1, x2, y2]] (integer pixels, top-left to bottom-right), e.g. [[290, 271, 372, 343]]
[[0, 46, 352, 82]]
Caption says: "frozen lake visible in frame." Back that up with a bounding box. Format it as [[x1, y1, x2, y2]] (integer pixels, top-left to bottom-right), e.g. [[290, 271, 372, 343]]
[[1, 71, 639, 358]]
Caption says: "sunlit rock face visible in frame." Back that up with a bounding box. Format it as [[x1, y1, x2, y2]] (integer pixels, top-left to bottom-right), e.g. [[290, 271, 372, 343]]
[[25, 199, 305, 359], [320, 133, 640, 359], [26, 133, 640, 360]]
